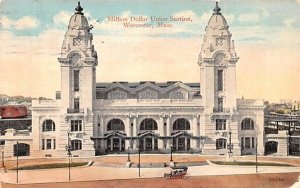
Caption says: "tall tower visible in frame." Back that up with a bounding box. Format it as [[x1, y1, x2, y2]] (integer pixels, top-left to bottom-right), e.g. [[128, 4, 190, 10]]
[[199, 2, 240, 155], [57, 2, 98, 157]]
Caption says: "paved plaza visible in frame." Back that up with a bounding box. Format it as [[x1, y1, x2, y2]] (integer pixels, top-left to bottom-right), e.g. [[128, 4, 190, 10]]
[[0, 154, 299, 187]]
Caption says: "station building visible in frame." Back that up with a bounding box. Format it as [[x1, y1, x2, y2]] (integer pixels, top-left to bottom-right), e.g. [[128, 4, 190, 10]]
[[3, 2, 268, 158]]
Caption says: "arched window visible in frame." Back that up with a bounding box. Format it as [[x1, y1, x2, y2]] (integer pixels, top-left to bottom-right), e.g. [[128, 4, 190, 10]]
[[42, 120, 55, 131], [140, 119, 157, 130], [216, 138, 227, 149], [241, 118, 254, 130], [107, 119, 125, 131], [173, 118, 190, 130], [71, 140, 82, 151]]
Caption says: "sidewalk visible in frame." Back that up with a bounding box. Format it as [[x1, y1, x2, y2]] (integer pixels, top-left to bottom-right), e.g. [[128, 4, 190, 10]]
[[1, 161, 300, 184]]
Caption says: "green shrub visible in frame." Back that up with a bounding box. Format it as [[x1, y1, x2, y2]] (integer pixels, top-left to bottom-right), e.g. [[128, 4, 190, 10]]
[[211, 161, 292, 167], [11, 162, 88, 170]]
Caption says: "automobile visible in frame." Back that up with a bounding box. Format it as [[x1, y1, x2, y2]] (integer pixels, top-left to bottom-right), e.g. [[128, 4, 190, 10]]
[[164, 166, 188, 179]]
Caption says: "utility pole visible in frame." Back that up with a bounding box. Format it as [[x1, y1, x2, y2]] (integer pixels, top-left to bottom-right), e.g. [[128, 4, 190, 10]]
[[138, 139, 141, 177], [1, 148, 4, 168], [170, 145, 173, 162], [16, 142, 19, 183], [256, 137, 258, 173]]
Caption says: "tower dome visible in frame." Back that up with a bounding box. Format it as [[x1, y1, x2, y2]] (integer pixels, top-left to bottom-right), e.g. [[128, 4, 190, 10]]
[[58, 1, 97, 65], [68, 2, 89, 30], [198, 2, 237, 62], [206, 2, 229, 33]]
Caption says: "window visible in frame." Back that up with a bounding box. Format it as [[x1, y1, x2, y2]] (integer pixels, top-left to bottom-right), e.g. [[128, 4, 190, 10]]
[[173, 118, 190, 130], [46, 139, 52, 150], [139, 90, 158, 99], [170, 91, 186, 99], [42, 120, 55, 132], [108, 91, 127, 99], [54, 139, 56, 150], [241, 118, 254, 130], [216, 38, 223, 46], [71, 140, 82, 151], [216, 119, 226, 130], [42, 139, 55, 150], [71, 120, 82, 132], [217, 97, 223, 111], [217, 70, 223, 91], [74, 98, 80, 109], [74, 70, 80, 92], [140, 119, 157, 130], [252, 137, 255, 148], [216, 138, 226, 149], [241, 137, 244, 149], [96, 91, 104, 99], [245, 137, 251, 149], [107, 119, 125, 131]]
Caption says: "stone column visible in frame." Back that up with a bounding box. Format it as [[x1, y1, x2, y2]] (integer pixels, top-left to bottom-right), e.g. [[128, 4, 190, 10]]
[[158, 115, 164, 149], [119, 137, 122, 152], [166, 116, 171, 149], [125, 116, 130, 137], [110, 138, 113, 151], [133, 117, 137, 149], [191, 115, 198, 149], [152, 138, 155, 150], [100, 117, 105, 149], [125, 139, 130, 150]]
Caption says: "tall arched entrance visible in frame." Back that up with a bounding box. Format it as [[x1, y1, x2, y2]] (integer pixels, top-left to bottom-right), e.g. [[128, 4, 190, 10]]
[[172, 118, 191, 151], [105, 119, 126, 152], [139, 118, 158, 152]]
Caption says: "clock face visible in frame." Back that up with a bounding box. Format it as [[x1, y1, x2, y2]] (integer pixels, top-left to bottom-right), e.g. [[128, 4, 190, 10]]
[[71, 54, 81, 66], [73, 37, 81, 46], [214, 53, 226, 65]]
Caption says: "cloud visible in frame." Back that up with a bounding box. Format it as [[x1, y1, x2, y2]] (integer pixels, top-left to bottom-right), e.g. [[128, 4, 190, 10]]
[[238, 13, 260, 23], [0, 16, 39, 30], [237, 8, 269, 24], [53, 11, 73, 26], [283, 18, 296, 27]]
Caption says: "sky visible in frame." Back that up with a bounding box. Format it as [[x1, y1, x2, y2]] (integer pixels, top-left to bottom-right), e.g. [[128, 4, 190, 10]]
[[0, 0, 300, 102]]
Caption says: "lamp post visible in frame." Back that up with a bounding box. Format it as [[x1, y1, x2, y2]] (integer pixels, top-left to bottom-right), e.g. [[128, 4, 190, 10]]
[[127, 146, 131, 162], [227, 128, 233, 160], [1, 146, 5, 169], [16, 142, 19, 183], [170, 144, 173, 162], [65, 131, 72, 181], [2, 150, 4, 168]]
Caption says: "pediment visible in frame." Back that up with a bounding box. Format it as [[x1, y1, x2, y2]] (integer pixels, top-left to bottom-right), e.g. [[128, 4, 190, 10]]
[[135, 82, 162, 93], [105, 82, 130, 92], [165, 82, 192, 93]]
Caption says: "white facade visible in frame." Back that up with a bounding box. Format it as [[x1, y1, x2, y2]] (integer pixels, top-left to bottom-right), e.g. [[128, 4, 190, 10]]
[[18, 2, 266, 158]]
